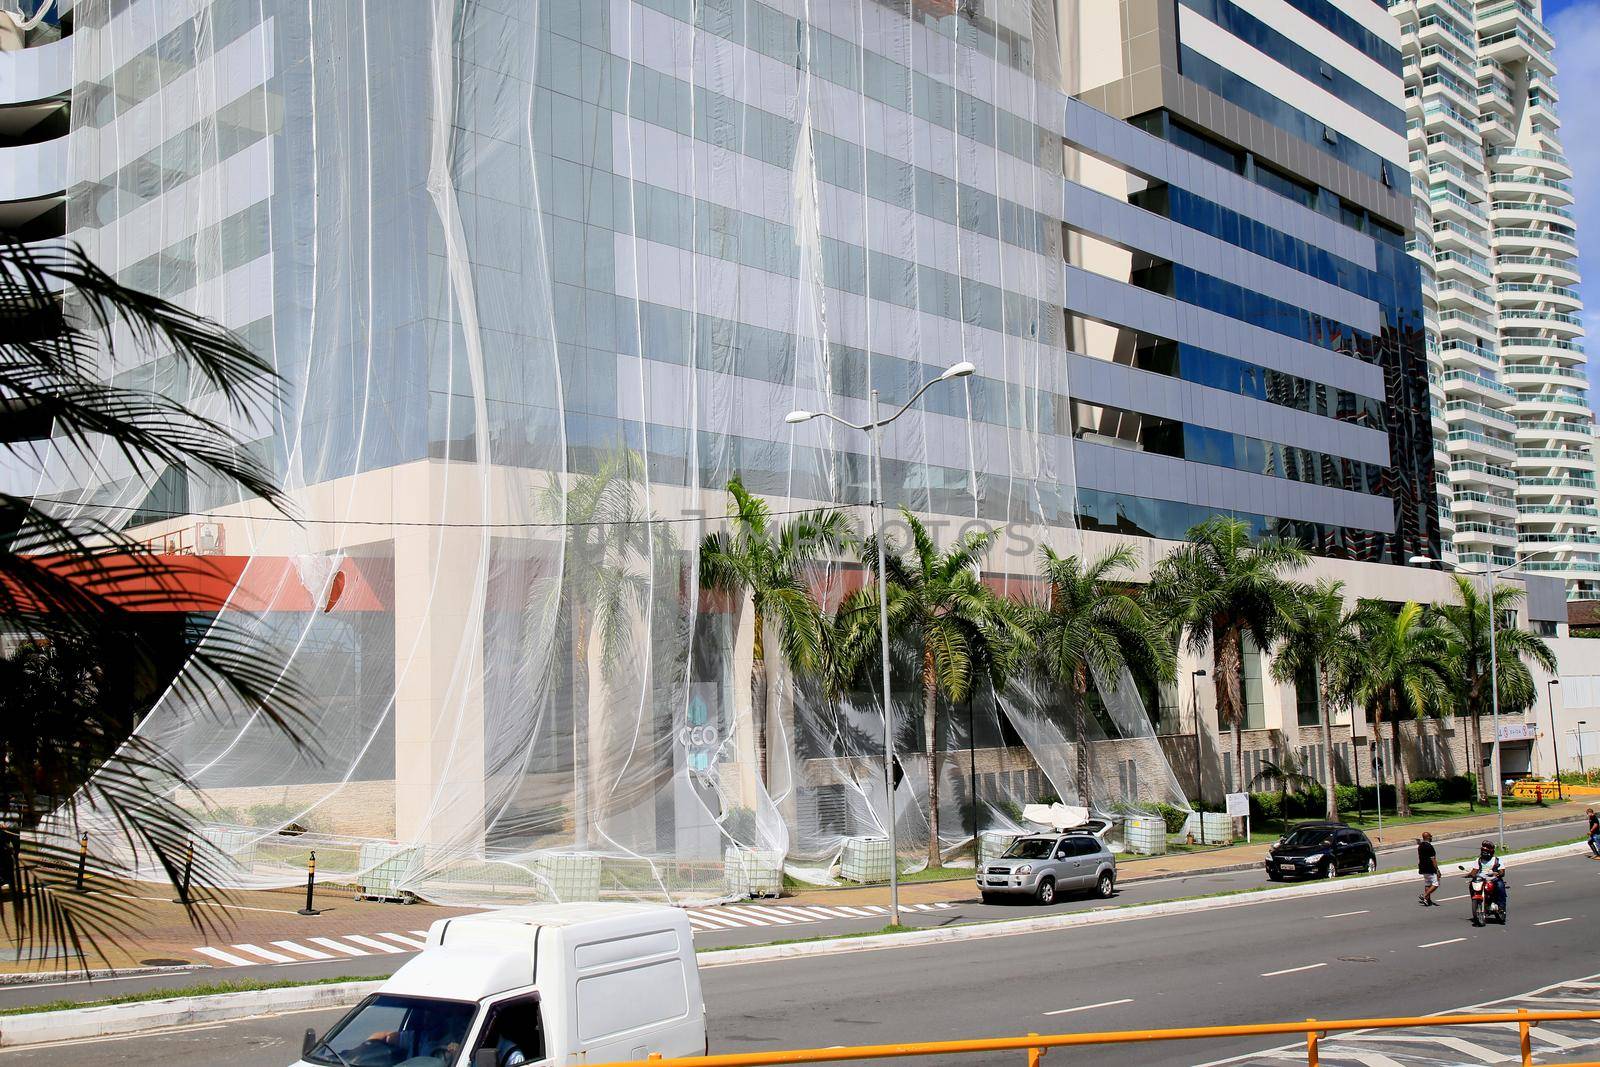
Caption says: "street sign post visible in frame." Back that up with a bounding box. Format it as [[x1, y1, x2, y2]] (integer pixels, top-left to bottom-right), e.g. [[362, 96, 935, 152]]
[[1225, 791, 1250, 844]]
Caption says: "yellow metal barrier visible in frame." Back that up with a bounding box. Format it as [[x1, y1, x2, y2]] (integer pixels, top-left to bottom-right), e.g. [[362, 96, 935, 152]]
[[597, 1009, 1600, 1067]]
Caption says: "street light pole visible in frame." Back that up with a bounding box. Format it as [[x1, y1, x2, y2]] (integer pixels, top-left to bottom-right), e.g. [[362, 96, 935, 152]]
[[1484, 567, 1505, 849], [786, 361, 975, 929], [1579, 720, 1590, 779], [1546, 679, 1562, 800], [1191, 668, 1207, 844], [1408, 553, 1524, 851], [869, 387, 898, 925]]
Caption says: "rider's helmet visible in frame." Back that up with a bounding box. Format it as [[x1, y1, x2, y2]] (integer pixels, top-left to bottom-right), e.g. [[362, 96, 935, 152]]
[[1479, 839, 1496, 857]]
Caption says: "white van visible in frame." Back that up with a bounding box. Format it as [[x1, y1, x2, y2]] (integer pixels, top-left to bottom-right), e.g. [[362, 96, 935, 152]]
[[291, 902, 706, 1066]]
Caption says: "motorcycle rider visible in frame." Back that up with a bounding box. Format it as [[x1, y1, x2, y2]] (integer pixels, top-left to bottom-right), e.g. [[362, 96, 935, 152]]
[[1469, 840, 1507, 919]]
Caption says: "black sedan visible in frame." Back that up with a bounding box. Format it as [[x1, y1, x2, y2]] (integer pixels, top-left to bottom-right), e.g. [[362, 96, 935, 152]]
[[1263, 822, 1377, 881]]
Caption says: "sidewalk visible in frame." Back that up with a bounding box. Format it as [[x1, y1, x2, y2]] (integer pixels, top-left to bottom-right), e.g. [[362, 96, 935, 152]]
[[0, 884, 484, 976], [777, 799, 1595, 909]]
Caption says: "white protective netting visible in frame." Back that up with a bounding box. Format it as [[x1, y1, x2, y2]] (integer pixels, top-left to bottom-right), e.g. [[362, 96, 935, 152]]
[[37, 0, 1189, 904]]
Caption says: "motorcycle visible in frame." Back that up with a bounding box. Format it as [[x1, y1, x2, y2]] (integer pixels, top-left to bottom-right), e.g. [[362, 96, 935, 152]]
[[1458, 864, 1507, 926]]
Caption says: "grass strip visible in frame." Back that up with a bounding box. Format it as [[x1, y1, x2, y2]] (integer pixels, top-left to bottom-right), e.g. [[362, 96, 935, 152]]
[[0, 974, 384, 1017]]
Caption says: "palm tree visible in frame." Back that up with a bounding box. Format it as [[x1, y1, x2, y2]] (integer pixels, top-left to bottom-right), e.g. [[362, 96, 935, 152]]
[[1271, 581, 1363, 821], [1022, 545, 1174, 806], [1353, 601, 1451, 818], [699, 478, 854, 788], [1253, 752, 1321, 837], [1, 238, 304, 960], [535, 448, 665, 846], [1431, 575, 1557, 802], [836, 509, 1018, 867], [1147, 517, 1308, 791]]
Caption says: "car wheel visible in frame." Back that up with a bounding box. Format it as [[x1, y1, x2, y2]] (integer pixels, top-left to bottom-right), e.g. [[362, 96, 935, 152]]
[[1323, 862, 1337, 880], [980, 892, 998, 905], [1035, 877, 1056, 905], [1095, 871, 1115, 899], [1267, 871, 1283, 882]]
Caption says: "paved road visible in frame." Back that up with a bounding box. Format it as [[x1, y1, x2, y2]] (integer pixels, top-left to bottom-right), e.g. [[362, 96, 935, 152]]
[[7, 844, 1597, 1066], [0, 816, 1581, 1011]]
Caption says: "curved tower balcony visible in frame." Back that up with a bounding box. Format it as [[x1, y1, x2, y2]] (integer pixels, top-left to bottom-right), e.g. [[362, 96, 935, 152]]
[[0, 25, 68, 244]]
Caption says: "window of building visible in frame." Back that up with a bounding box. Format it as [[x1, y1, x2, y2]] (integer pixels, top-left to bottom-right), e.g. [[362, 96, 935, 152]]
[[1294, 667, 1322, 726], [1242, 634, 1267, 730]]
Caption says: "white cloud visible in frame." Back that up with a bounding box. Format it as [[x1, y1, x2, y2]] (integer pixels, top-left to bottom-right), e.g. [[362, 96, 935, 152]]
[[1549, 1, 1600, 345]]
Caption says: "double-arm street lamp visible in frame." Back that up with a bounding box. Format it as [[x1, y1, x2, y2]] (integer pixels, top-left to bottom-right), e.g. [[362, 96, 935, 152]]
[[1408, 552, 1529, 850], [786, 360, 975, 926], [1547, 679, 1562, 800]]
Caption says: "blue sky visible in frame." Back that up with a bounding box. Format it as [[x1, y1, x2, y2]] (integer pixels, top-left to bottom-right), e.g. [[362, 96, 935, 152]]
[[1542, 0, 1599, 406]]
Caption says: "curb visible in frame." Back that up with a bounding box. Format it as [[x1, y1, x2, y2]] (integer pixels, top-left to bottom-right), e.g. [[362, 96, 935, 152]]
[[0, 963, 207, 987], [0, 980, 383, 1048], [701, 839, 1589, 970], [1, 840, 1586, 1049]]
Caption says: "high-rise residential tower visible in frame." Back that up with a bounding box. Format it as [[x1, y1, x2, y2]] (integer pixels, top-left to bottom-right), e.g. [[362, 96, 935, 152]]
[[1394, 0, 1598, 598]]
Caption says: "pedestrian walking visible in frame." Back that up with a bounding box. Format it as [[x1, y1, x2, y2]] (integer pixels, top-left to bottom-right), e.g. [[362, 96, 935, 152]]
[[1586, 807, 1599, 859], [1417, 832, 1440, 906]]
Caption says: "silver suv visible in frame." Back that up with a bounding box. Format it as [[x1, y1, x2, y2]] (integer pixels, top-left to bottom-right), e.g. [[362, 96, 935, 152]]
[[977, 831, 1117, 905]]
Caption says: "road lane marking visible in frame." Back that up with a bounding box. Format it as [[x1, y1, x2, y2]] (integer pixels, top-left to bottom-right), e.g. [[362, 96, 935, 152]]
[[270, 940, 333, 960], [1261, 963, 1326, 977], [1524, 879, 1556, 887], [1043, 998, 1134, 1016], [1535, 917, 1573, 926], [230, 943, 295, 964], [1418, 937, 1467, 948], [344, 934, 407, 954], [1323, 909, 1370, 918], [1439, 894, 1466, 902], [193, 946, 256, 967], [309, 936, 369, 956], [834, 906, 878, 917]]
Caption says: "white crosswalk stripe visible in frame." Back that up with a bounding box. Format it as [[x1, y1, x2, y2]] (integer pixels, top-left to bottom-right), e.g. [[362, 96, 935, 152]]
[[194, 946, 257, 967], [684, 900, 954, 935], [308, 936, 370, 957], [231, 943, 295, 964], [270, 940, 333, 960], [194, 901, 960, 965], [376, 931, 428, 948], [344, 933, 408, 954]]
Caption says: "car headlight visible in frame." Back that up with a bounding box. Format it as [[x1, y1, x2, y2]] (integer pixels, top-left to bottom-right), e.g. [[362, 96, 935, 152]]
[[1304, 853, 1325, 864], [1016, 864, 1033, 875]]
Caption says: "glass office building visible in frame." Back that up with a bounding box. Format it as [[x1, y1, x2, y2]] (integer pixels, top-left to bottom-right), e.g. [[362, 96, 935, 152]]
[[2, 0, 1458, 901]]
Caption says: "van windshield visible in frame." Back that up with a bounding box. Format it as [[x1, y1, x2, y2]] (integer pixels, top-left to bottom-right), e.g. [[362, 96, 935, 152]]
[[1001, 838, 1056, 859], [307, 993, 477, 1066]]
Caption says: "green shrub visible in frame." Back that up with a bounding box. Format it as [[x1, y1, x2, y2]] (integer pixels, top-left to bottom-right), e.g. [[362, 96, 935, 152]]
[[1406, 779, 1441, 805], [1334, 784, 1360, 813], [1249, 791, 1283, 823], [1149, 802, 1190, 835]]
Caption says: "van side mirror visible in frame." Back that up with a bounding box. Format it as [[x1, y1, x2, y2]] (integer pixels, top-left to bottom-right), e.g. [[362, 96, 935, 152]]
[[474, 1050, 498, 1067], [302, 1029, 317, 1059]]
